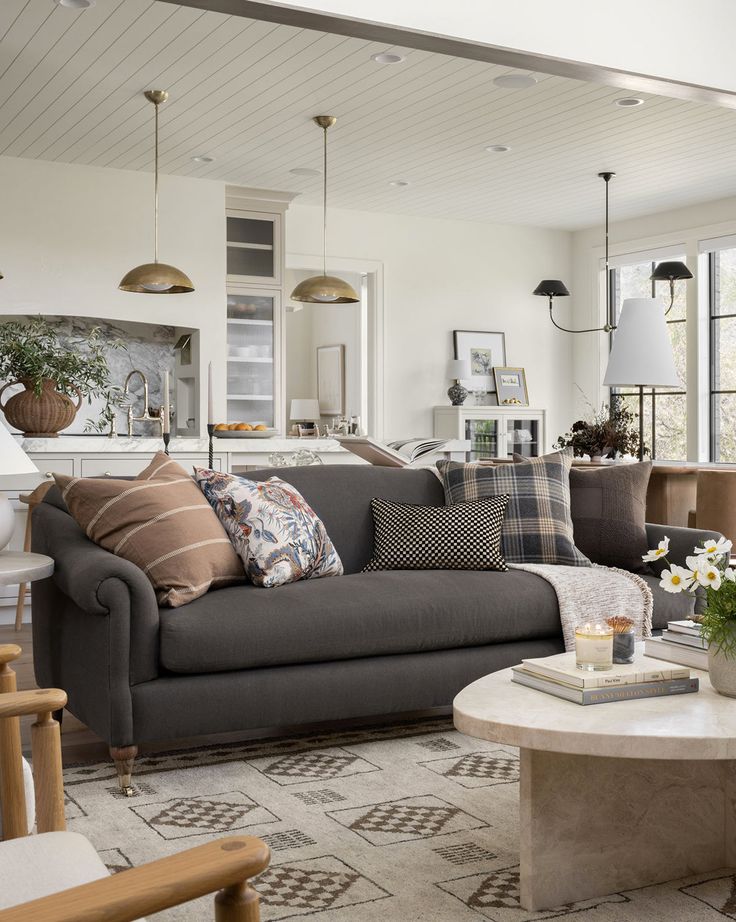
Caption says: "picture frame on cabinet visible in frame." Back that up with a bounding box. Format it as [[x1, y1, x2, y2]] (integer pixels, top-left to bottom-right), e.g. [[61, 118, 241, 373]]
[[453, 330, 506, 393], [317, 344, 345, 415], [493, 366, 529, 406]]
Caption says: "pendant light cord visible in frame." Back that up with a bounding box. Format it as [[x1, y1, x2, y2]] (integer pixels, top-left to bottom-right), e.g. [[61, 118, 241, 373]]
[[322, 124, 328, 278], [604, 175, 610, 328], [153, 101, 160, 265]]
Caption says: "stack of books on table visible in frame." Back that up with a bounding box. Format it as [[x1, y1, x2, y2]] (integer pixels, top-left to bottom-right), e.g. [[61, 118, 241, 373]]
[[511, 651, 699, 706], [644, 620, 708, 670]]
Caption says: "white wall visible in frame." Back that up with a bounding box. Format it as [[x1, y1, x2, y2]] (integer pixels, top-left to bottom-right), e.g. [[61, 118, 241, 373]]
[[571, 194, 736, 459], [286, 203, 574, 445], [284, 268, 362, 424], [0, 155, 226, 432], [257, 0, 736, 95]]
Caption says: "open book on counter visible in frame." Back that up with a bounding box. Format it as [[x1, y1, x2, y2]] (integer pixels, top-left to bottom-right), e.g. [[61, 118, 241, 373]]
[[336, 436, 470, 467]]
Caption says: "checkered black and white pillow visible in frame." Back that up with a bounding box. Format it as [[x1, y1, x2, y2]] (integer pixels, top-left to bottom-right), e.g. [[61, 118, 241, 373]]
[[437, 450, 590, 567], [363, 495, 509, 572]]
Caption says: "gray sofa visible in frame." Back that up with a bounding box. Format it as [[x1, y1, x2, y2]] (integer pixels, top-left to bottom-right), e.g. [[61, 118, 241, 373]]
[[31, 464, 712, 792]]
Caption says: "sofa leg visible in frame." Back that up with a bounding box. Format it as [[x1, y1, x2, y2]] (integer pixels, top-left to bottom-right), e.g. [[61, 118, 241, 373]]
[[110, 745, 138, 797]]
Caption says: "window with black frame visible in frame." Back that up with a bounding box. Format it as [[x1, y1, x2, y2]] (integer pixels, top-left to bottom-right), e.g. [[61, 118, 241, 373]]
[[608, 256, 687, 460], [709, 247, 736, 462]]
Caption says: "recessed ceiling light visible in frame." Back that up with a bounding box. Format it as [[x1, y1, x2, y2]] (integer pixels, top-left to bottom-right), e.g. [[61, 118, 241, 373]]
[[191, 155, 214, 164], [493, 73, 537, 89], [485, 144, 511, 153], [56, 0, 95, 7], [371, 52, 404, 64], [615, 97, 644, 107], [290, 167, 321, 177], [389, 180, 410, 187]]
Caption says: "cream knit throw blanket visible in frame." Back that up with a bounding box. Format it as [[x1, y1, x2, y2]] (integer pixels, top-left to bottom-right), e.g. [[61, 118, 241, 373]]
[[509, 563, 653, 652]]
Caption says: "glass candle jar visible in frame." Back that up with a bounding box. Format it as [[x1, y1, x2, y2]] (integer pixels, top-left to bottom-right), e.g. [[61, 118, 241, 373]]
[[606, 616, 637, 664], [575, 620, 614, 671]]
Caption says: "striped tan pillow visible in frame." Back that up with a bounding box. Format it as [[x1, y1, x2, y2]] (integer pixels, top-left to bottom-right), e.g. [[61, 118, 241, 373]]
[[54, 452, 245, 607]]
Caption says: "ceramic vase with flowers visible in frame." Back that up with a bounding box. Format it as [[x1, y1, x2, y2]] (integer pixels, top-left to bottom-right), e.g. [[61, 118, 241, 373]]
[[644, 534, 736, 696]]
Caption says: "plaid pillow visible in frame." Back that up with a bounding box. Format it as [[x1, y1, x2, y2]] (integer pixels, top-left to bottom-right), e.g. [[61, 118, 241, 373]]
[[437, 450, 590, 567]]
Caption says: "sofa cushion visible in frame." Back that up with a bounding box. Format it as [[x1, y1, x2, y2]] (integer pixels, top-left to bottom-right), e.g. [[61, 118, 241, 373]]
[[158, 569, 562, 674], [246, 465, 445, 574], [364, 495, 508, 572], [438, 450, 589, 567], [54, 452, 244, 607], [195, 470, 343, 587]]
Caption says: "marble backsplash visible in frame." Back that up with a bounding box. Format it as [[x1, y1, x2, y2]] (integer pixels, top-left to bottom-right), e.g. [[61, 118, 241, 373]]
[[3, 315, 182, 436]]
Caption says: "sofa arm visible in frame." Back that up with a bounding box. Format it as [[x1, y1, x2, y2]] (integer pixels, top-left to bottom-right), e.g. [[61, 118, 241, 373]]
[[30, 502, 160, 747], [645, 523, 723, 570]]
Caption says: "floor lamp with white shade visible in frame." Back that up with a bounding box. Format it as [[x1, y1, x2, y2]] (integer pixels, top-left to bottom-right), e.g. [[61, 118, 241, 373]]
[[603, 298, 681, 462], [0, 424, 38, 550]]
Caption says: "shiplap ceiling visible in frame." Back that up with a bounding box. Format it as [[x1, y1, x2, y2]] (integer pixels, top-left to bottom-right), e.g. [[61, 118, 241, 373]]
[[2, 0, 736, 230]]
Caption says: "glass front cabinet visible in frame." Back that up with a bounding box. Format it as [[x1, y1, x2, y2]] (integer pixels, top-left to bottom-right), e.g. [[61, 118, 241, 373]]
[[224, 188, 295, 432], [433, 406, 546, 462]]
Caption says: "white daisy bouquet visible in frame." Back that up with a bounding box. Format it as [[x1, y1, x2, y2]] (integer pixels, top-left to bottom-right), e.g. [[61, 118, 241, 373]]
[[643, 536, 736, 657]]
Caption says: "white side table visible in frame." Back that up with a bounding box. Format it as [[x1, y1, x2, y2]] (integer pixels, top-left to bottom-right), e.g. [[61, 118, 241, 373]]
[[0, 551, 54, 596]]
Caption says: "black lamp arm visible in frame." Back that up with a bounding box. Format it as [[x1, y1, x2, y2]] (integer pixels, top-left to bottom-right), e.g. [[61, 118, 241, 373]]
[[548, 299, 614, 335]]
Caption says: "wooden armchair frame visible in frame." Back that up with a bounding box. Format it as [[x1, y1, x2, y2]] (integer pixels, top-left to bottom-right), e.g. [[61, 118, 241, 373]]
[[0, 645, 270, 921]]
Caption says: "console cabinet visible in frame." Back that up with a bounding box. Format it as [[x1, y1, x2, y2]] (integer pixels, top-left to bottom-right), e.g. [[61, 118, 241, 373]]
[[434, 405, 547, 462]]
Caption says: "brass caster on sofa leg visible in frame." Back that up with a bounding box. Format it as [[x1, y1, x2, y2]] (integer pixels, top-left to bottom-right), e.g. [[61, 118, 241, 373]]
[[110, 744, 138, 796]]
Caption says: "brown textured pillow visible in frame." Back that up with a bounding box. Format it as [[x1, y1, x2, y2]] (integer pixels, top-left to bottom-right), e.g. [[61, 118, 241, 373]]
[[54, 452, 245, 607], [513, 454, 651, 571], [568, 462, 652, 571]]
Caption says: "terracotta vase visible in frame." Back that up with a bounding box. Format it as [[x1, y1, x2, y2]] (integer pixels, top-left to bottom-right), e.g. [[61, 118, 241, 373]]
[[0, 377, 82, 437]]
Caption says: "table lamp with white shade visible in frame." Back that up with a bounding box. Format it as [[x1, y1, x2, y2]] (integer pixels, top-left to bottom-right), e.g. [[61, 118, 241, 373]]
[[447, 359, 471, 406], [603, 298, 681, 461], [290, 399, 321, 429], [0, 424, 38, 551]]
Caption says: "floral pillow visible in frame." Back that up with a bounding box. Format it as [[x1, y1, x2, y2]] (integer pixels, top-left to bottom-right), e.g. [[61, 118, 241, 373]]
[[195, 469, 343, 588]]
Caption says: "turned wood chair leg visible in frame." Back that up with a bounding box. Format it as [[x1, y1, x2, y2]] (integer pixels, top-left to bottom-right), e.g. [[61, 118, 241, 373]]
[[215, 880, 261, 921], [14, 508, 33, 631], [110, 745, 138, 797]]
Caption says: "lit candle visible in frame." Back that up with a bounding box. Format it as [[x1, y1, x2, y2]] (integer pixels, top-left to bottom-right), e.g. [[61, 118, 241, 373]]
[[207, 361, 214, 426], [575, 620, 614, 671], [162, 371, 170, 435]]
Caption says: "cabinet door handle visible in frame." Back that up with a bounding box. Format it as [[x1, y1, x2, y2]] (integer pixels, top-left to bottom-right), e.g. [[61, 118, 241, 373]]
[[104, 471, 112, 477], [44, 472, 53, 479]]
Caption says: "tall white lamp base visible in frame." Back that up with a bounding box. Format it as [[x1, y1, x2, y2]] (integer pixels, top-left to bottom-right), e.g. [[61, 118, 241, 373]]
[[0, 493, 15, 551]]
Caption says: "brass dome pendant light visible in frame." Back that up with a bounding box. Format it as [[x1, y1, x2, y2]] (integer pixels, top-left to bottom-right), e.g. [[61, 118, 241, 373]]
[[119, 90, 194, 294], [290, 116, 359, 304]]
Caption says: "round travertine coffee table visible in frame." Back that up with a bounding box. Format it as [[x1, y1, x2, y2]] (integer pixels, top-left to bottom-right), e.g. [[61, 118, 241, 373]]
[[454, 658, 736, 912]]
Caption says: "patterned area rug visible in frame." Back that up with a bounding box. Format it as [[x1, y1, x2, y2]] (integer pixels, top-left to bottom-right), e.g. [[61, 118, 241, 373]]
[[62, 717, 736, 921]]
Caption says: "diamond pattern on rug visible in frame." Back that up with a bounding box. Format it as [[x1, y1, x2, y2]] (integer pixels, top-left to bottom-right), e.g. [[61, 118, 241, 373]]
[[681, 873, 736, 918], [64, 792, 86, 820], [327, 794, 487, 845], [434, 841, 498, 865], [97, 847, 133, 875], [254, 854, 391, 920], [107, 781, 157, 800], [260, 829, 317, 851], [420, 750, 520, 788], [249, 747, 380, 786], [292, 788, 347, 806], [132, 791, 279, 840], [416, 737, 461, 752], [437, 866, 630, 921]]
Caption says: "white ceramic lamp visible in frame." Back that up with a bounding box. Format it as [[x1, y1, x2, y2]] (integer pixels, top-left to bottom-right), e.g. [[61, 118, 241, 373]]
[[290, 399, 321, 424], [603, 298, 681, 460], [0, 423, 38, 551]]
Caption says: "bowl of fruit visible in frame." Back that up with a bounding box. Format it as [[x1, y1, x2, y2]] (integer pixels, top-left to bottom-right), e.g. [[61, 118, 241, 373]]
[[212, 423, 277, 439]]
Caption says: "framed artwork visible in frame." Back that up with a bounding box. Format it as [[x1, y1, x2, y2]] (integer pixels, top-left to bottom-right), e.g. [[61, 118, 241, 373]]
[[453, 330, 507, 393], [493, 366, 529, 406], [317, 344, 345, 415]]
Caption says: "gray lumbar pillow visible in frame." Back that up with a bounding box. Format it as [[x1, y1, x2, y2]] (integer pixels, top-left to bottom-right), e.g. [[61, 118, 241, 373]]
[[437, 449, 589, 567]]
